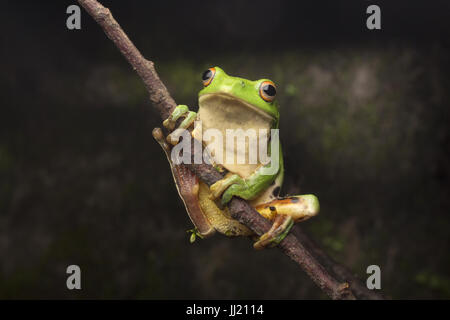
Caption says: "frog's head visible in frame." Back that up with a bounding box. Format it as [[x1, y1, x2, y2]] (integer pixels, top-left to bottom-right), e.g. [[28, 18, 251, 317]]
[[198, 67, 279, 125]]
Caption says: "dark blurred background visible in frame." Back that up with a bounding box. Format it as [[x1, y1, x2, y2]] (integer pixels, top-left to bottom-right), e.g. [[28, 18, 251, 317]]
[[0, 0, 449, 299]]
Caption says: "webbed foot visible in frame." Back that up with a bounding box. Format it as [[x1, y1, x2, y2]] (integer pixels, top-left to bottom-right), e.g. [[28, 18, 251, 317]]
[[252, 195, 320, 249], [253, 211, 294, 250]]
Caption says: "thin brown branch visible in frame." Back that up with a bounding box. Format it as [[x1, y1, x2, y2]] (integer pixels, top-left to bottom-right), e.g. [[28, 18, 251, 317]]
[[77, 0, 175, 120], [78, 0, 383, 300]]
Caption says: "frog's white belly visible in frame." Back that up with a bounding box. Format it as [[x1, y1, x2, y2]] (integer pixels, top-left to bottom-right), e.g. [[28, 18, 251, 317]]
[[197, 93, 273, 179]]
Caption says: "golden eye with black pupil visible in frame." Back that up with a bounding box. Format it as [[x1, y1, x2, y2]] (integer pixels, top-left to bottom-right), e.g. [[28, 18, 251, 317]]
[[259, 80, 277, 102], [202, 67, 216, 86]]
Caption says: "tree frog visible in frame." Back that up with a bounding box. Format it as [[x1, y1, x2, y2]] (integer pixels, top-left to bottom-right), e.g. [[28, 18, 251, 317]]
[[153, 67, 319, 249]]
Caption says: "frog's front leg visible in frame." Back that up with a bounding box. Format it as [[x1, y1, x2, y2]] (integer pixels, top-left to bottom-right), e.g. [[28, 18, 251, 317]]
[[163, 105, 197, 145], [210, 147, 282, 206], [209, 173, 247, 200], [209, 170, 277, 205], [210, 171, 298, 250]]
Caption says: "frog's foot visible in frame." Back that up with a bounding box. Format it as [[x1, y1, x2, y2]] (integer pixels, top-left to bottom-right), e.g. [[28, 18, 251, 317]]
[[187, 228, 204, 243], [163, 105, 197, 145], [253, 210, 294, 250], [209, 174, 245, 200], [252, 195, 320, 249]]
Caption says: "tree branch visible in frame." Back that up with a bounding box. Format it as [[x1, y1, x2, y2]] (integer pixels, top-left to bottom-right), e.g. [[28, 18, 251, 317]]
[[78, 0, 383, 300]]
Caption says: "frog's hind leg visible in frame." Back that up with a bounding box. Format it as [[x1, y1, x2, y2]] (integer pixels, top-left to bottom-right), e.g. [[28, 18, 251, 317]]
[[255, 195, 320, 222], [198, 182, 253, 237], [253, 195, 319, 249], [152, 127, 215, 238]]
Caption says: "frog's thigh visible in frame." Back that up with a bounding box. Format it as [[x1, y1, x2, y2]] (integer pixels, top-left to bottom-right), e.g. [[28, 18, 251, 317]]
[[255, 195, 320, 222], [198, 182, 253, 237]]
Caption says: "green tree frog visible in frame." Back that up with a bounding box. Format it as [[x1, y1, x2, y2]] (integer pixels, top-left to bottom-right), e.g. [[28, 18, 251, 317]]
[[153, 67, 319, 249]]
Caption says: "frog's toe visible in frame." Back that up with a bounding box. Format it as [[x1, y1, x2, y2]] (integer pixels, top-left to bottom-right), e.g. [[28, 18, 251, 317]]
[[179, 111, 197, 130], [162, 118, 175, 130], [253, 213, 294, 250], [209, 180, 227, 200], [152, 127, 171, 152], [163, 105, 190, 130], [166, 128, 186, 145]]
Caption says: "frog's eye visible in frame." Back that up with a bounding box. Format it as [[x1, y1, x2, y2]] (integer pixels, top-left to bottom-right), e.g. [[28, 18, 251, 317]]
[[259, 80, 277, 102], [202, 67, 216, 86]]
